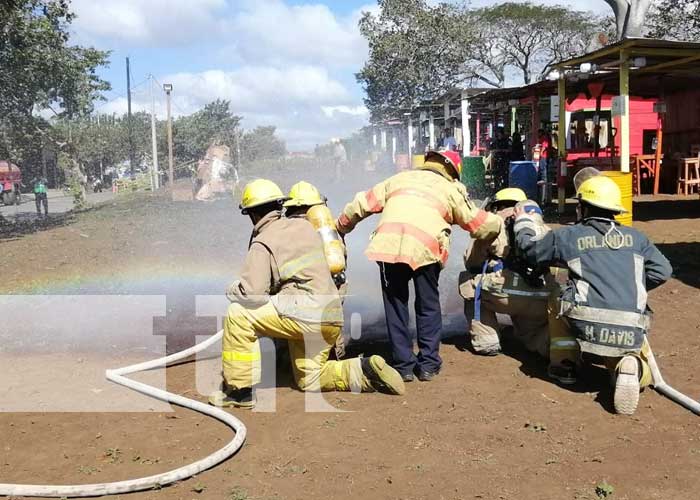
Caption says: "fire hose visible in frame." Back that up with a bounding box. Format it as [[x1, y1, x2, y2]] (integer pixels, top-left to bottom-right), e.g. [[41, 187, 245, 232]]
[[0, 330, 247, 498], [647, 340, 700, 416]]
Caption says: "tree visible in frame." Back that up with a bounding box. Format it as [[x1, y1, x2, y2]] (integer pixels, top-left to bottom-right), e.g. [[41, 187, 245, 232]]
[[172, 99, 241, 165], [0, 0, 110, 205], [356, 0, 475, 122], [356, 1, 609, 121], [646, 0, 700, 41], [467, 3, 604, 85], [240, 126, 286, 164], [603, 0, 654, 38]]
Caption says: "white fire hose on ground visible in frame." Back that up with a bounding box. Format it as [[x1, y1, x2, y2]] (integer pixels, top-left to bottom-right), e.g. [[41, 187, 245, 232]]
[[0, 330, 247, 498], [647, 340, 700, 416]]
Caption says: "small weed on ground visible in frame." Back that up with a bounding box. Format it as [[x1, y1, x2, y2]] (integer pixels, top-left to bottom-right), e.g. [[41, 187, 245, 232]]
[[596, 480, 615, 498]]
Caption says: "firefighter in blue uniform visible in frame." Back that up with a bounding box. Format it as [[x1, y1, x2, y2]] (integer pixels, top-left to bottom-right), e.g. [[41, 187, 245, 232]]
[[513, 169, 672, 415]]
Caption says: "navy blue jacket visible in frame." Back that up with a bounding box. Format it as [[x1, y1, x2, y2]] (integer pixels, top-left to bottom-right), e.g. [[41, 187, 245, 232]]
[[515, 216, 672, 356]]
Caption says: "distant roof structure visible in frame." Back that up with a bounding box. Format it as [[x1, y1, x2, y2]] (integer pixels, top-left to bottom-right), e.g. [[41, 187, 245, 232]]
[[468, 38, 700, 107], [553, 37, 700, 99]]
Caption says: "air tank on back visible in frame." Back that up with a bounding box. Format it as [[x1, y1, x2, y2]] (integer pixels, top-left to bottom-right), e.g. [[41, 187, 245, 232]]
[[306, 204, 346, 275]]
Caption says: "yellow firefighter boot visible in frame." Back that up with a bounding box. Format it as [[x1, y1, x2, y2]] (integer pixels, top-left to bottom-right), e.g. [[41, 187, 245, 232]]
[[361, 355, 406, 395]]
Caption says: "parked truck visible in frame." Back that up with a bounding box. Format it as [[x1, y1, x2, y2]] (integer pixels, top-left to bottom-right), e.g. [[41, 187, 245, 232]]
[[0, 160, 21, 205]]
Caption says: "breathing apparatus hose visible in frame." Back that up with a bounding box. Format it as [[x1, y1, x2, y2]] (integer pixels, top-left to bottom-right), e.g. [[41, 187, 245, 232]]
[[0, 330, 248, 498]]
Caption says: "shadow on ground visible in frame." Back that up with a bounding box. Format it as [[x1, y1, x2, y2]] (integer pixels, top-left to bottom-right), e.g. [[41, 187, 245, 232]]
[[657, 241, 700, 289], [633, 197, 700, 222], [0, 212, 75, 241]]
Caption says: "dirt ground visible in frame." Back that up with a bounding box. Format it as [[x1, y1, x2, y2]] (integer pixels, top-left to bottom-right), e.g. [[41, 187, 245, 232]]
[[1, 179, 700, 500]]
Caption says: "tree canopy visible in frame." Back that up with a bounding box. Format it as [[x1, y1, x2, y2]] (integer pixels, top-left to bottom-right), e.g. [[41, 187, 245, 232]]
[[172, 99, 242, 166], [468, 2, 603, 85], [0, 0, 110, 164], [356, 0, 472, 122], [647, 0, 700, 41], [356, 0, 609, 121]]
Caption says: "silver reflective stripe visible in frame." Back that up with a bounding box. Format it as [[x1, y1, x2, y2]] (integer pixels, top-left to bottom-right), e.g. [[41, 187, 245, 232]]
[[575, 280, 590, 303], [578, 339, 641, 357], [514, 218, 536, 233], [561, 301, 651, 330], [567, 258, 588, 302], [634, 253, 647, 312], [501, 288, 551, 298], [348, 358, 364, 393], [568, 257, 582, 277]]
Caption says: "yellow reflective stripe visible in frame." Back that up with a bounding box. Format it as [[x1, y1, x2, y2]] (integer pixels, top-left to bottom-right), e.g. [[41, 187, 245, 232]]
[[334, 362, 348, 391], [222, 351, 261, 362], [278, 249, 326, 281]]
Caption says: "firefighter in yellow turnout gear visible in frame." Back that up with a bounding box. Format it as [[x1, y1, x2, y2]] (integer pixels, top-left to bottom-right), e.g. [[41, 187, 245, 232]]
[[284, 181, 349, 358], [460, 188, 561, 362], [209, 179, 405, 409], [336, 150, 502, 382]]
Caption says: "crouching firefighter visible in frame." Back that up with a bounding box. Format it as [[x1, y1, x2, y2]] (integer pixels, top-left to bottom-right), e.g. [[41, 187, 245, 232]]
[[284, 181, 349, 358], [460, 188, 558, 358], [209, 179, 405, 409], [513, 170, 672, 415]]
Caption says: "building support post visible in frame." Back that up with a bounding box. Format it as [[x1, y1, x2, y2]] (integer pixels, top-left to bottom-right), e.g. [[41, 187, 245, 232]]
[[461, 93, 470, 155], [428, 113, 435, 150], [620, 52, 631, 174], [476, 112, 481, 153], [557, 76, 567, 215]]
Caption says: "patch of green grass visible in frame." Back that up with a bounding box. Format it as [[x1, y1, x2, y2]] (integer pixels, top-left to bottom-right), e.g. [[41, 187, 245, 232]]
[[595, 480, 614, 498], [229, 486, 249, 500], [77, 465, 100, 475]]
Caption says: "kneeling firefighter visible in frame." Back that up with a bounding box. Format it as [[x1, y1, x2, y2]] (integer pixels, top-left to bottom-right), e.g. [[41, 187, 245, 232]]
[[284, 181, 349, 358], [460, 188, 560, 360], [513, 169, 672, 415], [210, 179, 404, 409]]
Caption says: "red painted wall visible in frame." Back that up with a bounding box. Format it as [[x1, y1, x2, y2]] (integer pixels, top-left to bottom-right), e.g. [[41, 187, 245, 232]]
[[564, 94, 659, 161]]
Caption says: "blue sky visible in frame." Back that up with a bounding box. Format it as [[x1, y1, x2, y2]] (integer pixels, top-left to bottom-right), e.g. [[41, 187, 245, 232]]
[[68, 0, 610, 150]]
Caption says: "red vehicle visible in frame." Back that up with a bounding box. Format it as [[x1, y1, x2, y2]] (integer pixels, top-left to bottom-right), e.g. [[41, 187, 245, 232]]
[[0, 160, 22, 205]]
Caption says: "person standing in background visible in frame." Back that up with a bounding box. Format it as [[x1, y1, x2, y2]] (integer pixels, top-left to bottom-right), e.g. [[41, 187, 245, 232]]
[[537, 129, 552, 205], [32, 176, 48, 216], [442, 128, 457, 151]]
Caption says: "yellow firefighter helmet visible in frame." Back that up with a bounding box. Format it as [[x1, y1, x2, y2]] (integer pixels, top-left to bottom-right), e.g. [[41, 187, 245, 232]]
[[494, 187, 527, 204], [283, 181, 325, 207], [239, 179, 286, 214], [576, 175, 627, 213]]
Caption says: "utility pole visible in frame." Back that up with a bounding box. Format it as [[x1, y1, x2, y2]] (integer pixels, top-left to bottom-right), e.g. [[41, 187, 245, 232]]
[[126, 57, 135, 178], [97, 113, 104, 181], [163, 83, 174, 188], [149, 76, 160, 190]]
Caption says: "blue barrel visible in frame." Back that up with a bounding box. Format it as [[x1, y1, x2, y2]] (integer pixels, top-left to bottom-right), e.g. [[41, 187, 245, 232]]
[[509, 161, 538, 200]]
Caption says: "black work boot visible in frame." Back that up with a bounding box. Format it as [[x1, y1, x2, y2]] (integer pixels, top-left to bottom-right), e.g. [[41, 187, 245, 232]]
[[416, 368, 440, 382], [547, 360, 577, 386], [361, 355, 406, 395]]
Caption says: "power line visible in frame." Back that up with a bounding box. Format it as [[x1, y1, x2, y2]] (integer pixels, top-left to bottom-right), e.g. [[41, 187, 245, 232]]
[[92, 77, 151, 112]]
